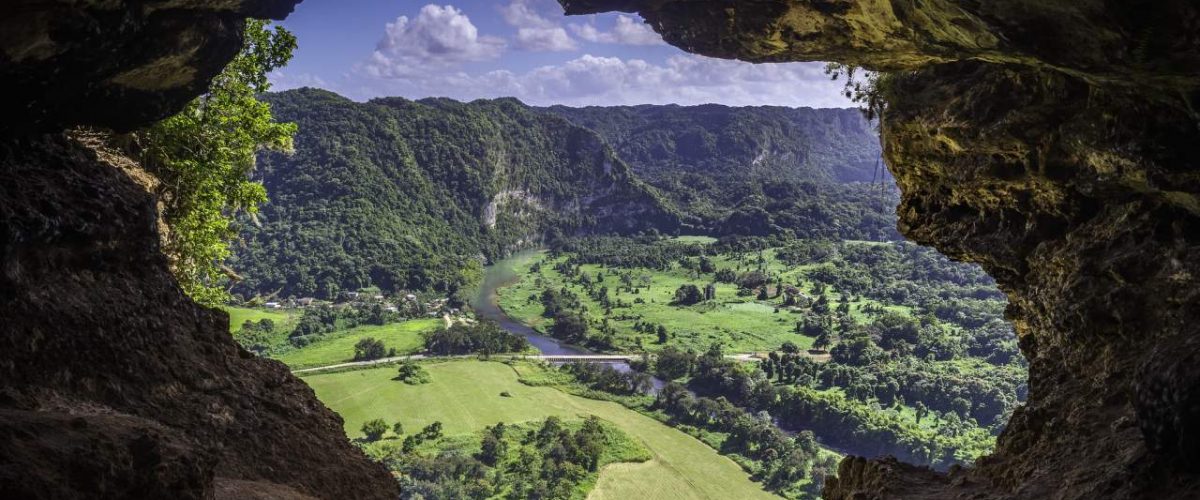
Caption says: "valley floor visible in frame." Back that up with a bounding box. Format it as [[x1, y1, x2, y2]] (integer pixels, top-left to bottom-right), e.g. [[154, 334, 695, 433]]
[[302, 360, 778, 499]]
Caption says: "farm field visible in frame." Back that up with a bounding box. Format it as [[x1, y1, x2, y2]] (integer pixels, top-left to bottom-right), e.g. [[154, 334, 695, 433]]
[[273, 318, 440, 368], [222, 305, 294, 332], [494, 241, 911, 353], [303, 360, 778, 500]]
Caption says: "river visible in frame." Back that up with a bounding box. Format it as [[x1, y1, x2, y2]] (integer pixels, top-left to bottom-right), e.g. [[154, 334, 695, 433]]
[[471, 249, 663, 389], [472, 250, 854, 454], [469, 249, 593, 355]]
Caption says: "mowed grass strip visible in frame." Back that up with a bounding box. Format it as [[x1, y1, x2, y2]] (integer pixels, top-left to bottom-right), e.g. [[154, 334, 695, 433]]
[[221, 306, 293, 332], [303, 360, 778, 500], [274, 319, 441, 369]]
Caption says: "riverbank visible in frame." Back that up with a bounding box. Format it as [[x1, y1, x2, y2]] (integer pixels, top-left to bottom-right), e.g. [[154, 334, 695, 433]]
[[470, 249, 598, 355]]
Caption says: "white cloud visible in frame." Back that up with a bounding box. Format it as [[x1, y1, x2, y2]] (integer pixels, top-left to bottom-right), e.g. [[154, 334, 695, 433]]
[[356, 53, 849, 108], [501, 0, 576, 52], [363, 4, 505, 78], [515, 27, 577, 52], [570, 15, 663, 45], [500, 0, 557, 29]]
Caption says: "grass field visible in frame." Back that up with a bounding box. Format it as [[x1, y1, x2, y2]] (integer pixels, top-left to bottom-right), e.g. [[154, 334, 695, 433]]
[[496, 253, 812, 353], [222, 306, 297, 352], [493, 242, 919, 353], [273, 318, 440, 368], [221, 306, 293, 332], [303, 360, 778, 499]]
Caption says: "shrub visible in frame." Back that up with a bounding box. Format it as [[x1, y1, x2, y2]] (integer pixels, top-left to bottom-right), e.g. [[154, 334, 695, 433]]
[[362, 418, 388, 441]]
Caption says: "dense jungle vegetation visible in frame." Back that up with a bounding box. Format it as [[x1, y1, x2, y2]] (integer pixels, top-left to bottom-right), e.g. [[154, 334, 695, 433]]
[[229, 90, 895, 300], [230, 89, 677, 300]]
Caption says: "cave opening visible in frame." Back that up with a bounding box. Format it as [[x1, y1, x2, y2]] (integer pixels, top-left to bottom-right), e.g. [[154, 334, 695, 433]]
[[1, 1, 1198, 499]]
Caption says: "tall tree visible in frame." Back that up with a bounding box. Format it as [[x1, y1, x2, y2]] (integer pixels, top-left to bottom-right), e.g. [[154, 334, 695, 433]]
[[140, 20, 297, 305]]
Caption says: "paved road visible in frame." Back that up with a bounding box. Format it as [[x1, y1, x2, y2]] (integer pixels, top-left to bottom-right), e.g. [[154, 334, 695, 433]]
[[291, 351, 828, 375], [292, 353, 643, 374]]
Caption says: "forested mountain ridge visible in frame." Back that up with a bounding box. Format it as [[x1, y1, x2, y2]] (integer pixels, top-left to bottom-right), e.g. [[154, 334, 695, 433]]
[[542, 104, 881, 184], [542, 104, 897, 239], [231, 88, 677, 299], [231, 89, 895, 299]]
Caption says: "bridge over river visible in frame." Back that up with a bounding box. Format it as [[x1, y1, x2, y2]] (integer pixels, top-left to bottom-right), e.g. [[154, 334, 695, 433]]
[[290, 352, 789, 375], [293, 251, 828, 375]]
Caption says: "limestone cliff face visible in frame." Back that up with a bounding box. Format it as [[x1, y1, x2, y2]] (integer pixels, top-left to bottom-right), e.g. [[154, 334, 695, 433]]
[[561, 1, 1200, 498], [0, 1, 398, 499]]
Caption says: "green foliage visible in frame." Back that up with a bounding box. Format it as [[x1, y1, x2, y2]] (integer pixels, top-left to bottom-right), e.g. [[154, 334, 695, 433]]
[[352, 337, 389, 361], [140, 20, 297, 305], [233, 317, 279, 354], [231, 93, 902, 300], [560, 362, 654, 395], [305, 360, 775, 499], [655, 346, 696, 380], [823, 63, 890, 122], [232, 90, 678, 299], [389, 416, 649, 500], [362, 418, 389, 441], [546, 104, 897, 240], [396, 361, 431, 385], [265, 318, 438, 368], [423, 319, 529, 356], [673, 284, 704, 305], [497, 234, 1023, 472]]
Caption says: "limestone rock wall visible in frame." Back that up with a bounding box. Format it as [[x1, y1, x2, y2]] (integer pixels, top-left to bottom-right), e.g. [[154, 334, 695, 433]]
[[561, 1, 1200, 498], [0, 1, 398, 498]]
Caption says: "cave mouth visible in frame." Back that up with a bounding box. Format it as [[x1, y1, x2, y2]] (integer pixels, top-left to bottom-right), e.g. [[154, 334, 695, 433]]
[[2, 0, 1197, 499], [226, 0, 1028, 488]]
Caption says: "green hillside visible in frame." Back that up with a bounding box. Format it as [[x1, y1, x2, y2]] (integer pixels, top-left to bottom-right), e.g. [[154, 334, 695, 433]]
[[231, 89, 677, 299], [543, 104, 897, 238], [232, 90, 897, 300]]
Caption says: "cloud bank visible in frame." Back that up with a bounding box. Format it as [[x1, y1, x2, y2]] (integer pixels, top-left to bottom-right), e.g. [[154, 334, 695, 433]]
[[273, 2, 849, 108], [364, 4, 505, 78]]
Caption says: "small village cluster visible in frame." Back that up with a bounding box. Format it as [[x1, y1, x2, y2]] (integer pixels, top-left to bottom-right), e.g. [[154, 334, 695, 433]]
[[260, 291, 459, 319]]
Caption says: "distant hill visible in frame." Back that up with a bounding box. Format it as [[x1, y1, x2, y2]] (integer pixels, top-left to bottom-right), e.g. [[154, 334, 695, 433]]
[[231, 90, 897, 300], [542, 103, 882, 184], [231, 89, 677, 299], [541, 104, 895, 236]]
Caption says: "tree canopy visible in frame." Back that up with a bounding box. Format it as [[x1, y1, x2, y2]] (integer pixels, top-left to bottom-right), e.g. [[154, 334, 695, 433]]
[[140, 19, 297, 305]]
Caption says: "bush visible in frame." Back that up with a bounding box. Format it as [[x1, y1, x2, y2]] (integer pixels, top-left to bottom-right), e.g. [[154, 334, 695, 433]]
[[362, 418, 388, 441], [423, 319, 528, 355], [353, 337, 387, 361], [395, 361, 431, 385], [672, 284, 704, 305]]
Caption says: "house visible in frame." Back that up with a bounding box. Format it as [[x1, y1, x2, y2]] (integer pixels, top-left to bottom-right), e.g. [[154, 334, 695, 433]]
[[297, 297, 315, 307], [264, 302, 280, 309]]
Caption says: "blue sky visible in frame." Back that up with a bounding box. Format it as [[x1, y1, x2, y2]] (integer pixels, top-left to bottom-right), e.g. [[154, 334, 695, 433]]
[[270, 0, 853, 108]]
